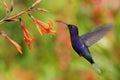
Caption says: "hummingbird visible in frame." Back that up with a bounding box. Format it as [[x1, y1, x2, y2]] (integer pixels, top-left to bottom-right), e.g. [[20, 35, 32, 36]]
[[56, 20, 114, 73]]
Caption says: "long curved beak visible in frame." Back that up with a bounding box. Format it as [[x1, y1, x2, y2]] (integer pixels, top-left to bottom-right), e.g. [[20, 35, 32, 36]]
[[56, 20, 68, 25]]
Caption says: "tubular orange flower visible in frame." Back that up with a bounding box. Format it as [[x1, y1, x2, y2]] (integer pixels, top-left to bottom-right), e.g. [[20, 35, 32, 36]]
[[35, 19, 56, 34], [28, 14, 56, 35], [19, 18, 35, 49], [5, 36, 23, 54], [92, 17, 102, 25], [92, 2, 103, 25], [0, 31, 22, 54], [93, 5, 102, 17]]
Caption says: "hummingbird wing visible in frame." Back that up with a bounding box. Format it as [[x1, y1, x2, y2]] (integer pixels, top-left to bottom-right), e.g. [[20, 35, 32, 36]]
[[80, 24, 114, 47]]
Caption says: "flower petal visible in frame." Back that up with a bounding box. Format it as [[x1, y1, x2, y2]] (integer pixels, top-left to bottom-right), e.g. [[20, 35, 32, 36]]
[[6, 36, 22, 54], [28, 14, 56, 35], [0, 31, 22, 54], [24, 37, 35, 49], [41, 29, 48, 34], [36, 20, 56, 34], [19, 18, 35, 49], [35, 20, 48, 30], [35, 23, 43, 35], [50, 30, 56, 34], [48, 20, 53, 28]]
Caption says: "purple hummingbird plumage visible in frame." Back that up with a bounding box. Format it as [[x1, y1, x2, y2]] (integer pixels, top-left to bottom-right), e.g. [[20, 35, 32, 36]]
[[56, 20, 114, 73]]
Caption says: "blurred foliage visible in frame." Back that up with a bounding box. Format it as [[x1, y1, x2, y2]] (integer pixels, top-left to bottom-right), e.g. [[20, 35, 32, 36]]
[[0, 0, 120, 80]]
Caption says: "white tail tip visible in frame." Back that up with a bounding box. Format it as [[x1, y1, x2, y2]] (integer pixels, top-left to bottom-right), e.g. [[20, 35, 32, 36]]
[[92, 63, 101, 74]]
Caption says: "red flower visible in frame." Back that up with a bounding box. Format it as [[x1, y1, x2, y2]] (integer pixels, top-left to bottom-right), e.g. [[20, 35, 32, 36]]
[[85, 72, 95, 80], [92, 3, 103, 25], [93, 5, 102, 17], [35, 20, 56, 34], [28, 14, 56, 35], [19, 18, 35, 49], [92, 17, 102, 25]]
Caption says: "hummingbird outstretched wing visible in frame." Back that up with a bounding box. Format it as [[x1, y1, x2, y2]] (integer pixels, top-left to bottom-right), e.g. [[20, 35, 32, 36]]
[[80, 24, 114, 47]]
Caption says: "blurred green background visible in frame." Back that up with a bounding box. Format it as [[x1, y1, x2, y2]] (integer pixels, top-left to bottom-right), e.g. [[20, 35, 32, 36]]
[[0, 0, 120, 80]]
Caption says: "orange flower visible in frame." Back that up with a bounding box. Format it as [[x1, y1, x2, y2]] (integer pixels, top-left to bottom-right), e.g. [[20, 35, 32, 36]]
[[85, 72, 95, 80], [35, 20, 56, 34], [28, 14, 56, 35], [92, 3, 103, 25], [92, 18, 102, 25], [6, 36, 23, 54], [19, 18, 35, 49], [0, 31, 22, 54], [93, 5, 102, 17]]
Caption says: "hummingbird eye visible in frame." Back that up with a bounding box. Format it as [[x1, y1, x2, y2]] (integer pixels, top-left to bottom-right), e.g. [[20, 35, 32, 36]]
[[68, 25, 74, 29]]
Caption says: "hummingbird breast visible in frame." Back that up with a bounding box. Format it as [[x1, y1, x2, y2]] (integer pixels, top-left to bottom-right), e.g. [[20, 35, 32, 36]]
[[71, 36, 94, 64], [71, 37, 85, 55]]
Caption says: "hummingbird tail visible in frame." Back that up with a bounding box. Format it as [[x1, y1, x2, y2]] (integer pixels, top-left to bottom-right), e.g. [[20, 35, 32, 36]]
[[92, 63, 101, 74]]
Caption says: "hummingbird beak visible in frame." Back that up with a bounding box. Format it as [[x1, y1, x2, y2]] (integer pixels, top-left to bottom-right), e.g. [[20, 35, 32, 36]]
[[56, 20, 68, 25]]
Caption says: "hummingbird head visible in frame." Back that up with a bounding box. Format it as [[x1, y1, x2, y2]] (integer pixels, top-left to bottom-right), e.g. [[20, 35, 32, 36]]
[[56, 20, 78, 35], [67, 24, 78, 31]]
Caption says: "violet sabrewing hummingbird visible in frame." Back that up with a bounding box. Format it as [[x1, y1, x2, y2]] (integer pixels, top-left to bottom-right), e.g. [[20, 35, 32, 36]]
[[56, 20, 114, 73]]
